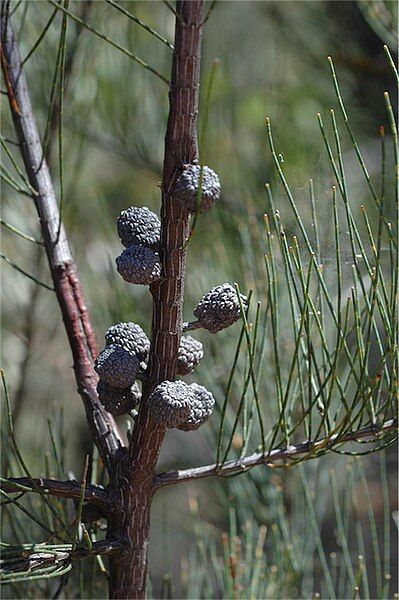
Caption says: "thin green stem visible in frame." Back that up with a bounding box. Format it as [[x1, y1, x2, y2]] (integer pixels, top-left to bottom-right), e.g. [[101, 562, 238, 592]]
[[356, 459, 382, 596], [216, 292, 252, 466], [106, 0, 173, 49], [21, 6, 58, 65], [235, 284, 266, 453], [383, 44, 399, 85], [1, 219, 43, 245], [0, 136, 37, 194], [1, 371, 71, 540], [0, 164, 34, 198], [327, 56, 395, 246], [72, 456, 90, 551], [47, 0, 170, 85], [1, 254, 54, 291]]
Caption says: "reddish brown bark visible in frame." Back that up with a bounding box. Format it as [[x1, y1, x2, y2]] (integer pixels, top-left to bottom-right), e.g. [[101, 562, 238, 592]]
[[0, 6, 124, 471], [107, 2, 204, 597]]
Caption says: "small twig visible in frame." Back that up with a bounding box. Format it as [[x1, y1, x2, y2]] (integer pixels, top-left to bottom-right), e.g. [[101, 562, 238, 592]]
[[106, 0, 174, 50], [153, 419, 397, 489], [182, 320, 202, 332], [0, 491, 25, 505], [21, 5, 58, 65], [0, 477, 110, 511], [1, 219, 43, 245], [202, 0, 218, 24], [383, 44, 399, 84], [47, 0, 170, 85], [1, 135, 38, 194], [163, 0, 184, 24], [0, 166, 33, 197], [1, 136, 18, 146], [0, 488, 62, 540], [1, 253, 54, 290]]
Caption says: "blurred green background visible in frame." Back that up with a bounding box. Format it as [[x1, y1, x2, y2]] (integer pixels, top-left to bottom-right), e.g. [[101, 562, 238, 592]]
[[1, 1, 397, 598]]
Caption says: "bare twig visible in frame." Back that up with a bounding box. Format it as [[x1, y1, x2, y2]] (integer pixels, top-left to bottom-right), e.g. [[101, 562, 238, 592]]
[[1, 252, 54, 290], [0, 5, 124, 471], [47, 0, 170, 85], [202, 0, 218, 24], [106, 0, 174, 50], [1, 218, 43, 244], [153, 419, 398, 489], [0, 477, 110, 511]]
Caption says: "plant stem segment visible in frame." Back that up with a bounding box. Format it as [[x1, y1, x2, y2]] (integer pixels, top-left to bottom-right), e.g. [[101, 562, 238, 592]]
[[0, 5, 124, 471], [107, 2, 204, 598]]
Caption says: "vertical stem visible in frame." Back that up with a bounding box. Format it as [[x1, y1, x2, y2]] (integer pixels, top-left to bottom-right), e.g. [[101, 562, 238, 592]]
[[0, 5, 123, 470], [108, 2, 204, 598]]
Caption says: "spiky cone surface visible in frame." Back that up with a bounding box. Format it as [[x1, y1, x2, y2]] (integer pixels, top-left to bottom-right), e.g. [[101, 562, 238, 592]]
[[105, 322, 150, 362], [173, 164, 221, 213], [116, 245, 161, 285], [97, 380, 141, 416], [177, 335, 203, 375], [117, 206, 161, 248], [94, 344, 140, 388], [148, 381, 192, 429], [192, 283, 248, 333], [179, 383, 215, 431]]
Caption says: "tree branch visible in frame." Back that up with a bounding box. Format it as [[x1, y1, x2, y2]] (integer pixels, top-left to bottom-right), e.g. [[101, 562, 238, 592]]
[[127, 0, 203, 473], [0, 4, 124, 472], [0, 539, 124, 578], [107, 3, 204, 597], [153, 419, 398, 489], [0, 477, 111, 510]]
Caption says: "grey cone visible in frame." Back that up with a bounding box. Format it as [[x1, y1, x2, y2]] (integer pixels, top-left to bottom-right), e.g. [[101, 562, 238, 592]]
[[97, 380, 141, 416], [179, 382, 215, 431], [173, 164, 221, 213], [94, 344, 140, 388], [176, 335, 203, 375], [117, 206, 161, 248], [116, 245, 162, 285], [192, 283, 248, 333], [148, 380, 214, 431], [148, 381, 192, 428], [105, 322, 150, 362]]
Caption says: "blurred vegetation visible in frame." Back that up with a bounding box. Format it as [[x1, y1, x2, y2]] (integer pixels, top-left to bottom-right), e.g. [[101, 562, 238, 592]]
[[1, 1, 398, 598]]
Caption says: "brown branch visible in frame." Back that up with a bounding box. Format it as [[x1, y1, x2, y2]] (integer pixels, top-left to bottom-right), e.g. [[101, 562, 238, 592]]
[[0, 4, 124, 472], [153, 419, 398, 490], [1, 477, 111, 511], [107, 2, 204, 598], [10, 8, 90, 431]]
